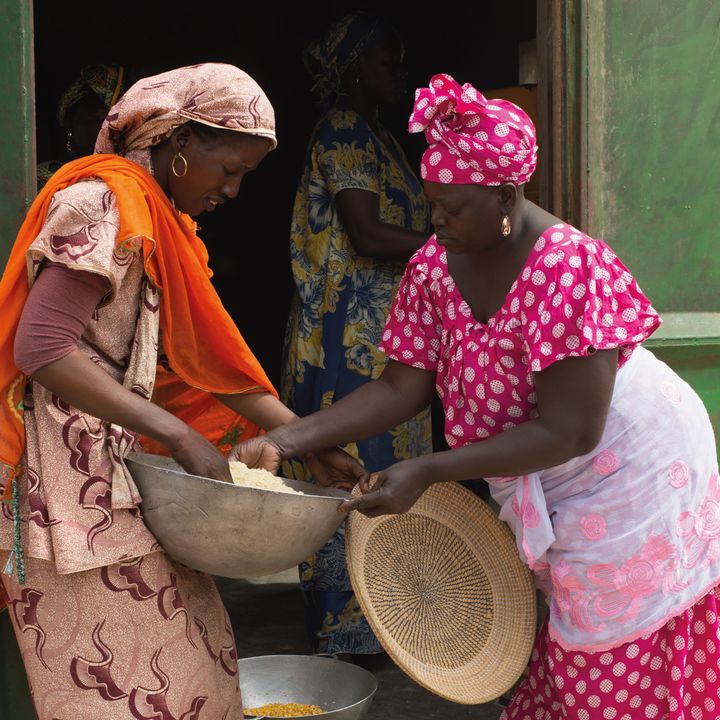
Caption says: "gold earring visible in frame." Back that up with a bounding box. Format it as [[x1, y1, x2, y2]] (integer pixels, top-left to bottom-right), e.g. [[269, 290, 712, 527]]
[[171, 152, 188, 178], [501, 215, 511, 237]]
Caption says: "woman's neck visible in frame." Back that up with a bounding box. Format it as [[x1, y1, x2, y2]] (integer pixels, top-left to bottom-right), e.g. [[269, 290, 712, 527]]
[[150, 144, 170, 195], [464, 201, 534, 271], [346, 90, 380, 131]]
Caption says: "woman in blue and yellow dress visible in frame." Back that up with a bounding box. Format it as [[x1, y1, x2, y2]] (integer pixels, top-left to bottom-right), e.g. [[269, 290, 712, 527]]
[[282, 13, 432, 657]]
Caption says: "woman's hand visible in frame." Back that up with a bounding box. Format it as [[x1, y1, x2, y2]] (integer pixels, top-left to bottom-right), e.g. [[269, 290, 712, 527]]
[[338, 458, 434, 517], [30, 349, 236, 482], [228, 436, 283, 473], [229, 438, 369, 490], [302, 447, 369, 490], [167, 425, 232, 482]]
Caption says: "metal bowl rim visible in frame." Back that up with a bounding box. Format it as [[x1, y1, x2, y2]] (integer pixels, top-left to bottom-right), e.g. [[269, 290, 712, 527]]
[[126, 453, 351, 502], [238, 653, 378, 716]]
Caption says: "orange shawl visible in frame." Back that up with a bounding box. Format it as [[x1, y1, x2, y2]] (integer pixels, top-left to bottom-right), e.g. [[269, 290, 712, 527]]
[[0, 154, 276, 499]]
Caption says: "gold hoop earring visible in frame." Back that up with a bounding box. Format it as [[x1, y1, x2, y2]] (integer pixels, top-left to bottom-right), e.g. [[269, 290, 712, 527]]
[[501, 215, 511, 237], [171, 152, 188, 178]]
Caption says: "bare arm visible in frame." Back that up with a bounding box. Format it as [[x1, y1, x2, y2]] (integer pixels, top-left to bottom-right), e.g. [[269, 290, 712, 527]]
[[421, 350, 617, 479], [263, 360, 436, 458], [213, 391, 297, 429], [219, 389, 372, 487], [342, 350, 618, 515], [34, 352, 232, 481], [16, 263, 232, 481], [335, 189, 428, 260]]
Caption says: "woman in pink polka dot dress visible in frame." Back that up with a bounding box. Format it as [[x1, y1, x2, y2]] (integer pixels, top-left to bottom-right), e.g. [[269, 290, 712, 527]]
[[232, 74, 720, 719]]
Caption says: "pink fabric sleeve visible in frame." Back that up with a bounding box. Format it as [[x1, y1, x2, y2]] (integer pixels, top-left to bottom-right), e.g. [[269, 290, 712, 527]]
[[521, 235, 660, 373], [14, 263, 110, 375]]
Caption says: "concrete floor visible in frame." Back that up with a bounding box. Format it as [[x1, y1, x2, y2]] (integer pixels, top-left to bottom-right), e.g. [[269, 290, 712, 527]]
[[217, 573, 505, 720]]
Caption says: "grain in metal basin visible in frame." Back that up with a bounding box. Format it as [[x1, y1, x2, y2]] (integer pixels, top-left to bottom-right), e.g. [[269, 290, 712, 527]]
[[240, 655, 377, 719], [125, 453, 350, 578]]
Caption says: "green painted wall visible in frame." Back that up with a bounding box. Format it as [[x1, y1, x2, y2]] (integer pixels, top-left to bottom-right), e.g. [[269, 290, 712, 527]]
[[586, 1, 720, 430], [587, 2, 720, 308], [0, 1, 36, 718], [0, 0, 35, 266]]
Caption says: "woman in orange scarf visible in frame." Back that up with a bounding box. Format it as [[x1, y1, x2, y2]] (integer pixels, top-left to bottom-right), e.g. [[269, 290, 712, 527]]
[[0, 64, 363, 720]]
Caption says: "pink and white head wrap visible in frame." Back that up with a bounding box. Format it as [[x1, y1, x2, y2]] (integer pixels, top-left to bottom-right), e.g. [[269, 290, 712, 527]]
[[95, 63, 277, 161], [409, 73, 538, 186]]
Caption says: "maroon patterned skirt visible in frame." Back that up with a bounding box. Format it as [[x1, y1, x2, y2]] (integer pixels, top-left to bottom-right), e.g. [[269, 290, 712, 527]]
[[0, 551, 241, 720]]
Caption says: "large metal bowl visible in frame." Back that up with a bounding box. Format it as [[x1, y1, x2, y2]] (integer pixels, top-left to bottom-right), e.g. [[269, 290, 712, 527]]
[[239, 655, 377, 719], [125, 453, 350, 578]]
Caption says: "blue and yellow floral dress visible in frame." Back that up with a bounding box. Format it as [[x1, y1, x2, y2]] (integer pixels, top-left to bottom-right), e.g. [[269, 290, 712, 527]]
[[282, 103, 433, 654]]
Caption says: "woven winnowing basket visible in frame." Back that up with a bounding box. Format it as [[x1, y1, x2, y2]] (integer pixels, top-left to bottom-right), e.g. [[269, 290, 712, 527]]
[[346, 481, 536, 704]]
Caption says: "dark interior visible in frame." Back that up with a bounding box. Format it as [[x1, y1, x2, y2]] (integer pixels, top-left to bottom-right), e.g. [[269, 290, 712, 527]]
[[33, 0, 537, 388]]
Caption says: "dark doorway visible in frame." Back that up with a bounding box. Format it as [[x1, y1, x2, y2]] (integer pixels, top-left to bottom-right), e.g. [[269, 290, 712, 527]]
[[34, 0, 537, 388]]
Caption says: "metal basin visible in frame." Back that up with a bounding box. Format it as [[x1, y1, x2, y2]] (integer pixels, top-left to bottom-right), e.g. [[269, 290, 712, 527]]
[[239, 655, 377, 719], [125, 453, 349, 578]]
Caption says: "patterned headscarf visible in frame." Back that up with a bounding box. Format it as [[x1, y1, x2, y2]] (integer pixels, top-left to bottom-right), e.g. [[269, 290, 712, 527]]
[[304, 12, 396, 103], [95, 63, 277, 161], [57, 63, 126, 128], [409, 74, 538, 186]]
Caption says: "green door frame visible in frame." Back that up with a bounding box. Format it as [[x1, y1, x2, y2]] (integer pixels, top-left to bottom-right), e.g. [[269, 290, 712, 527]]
[[0, 2, 36, 718], [0, 0, 35, 265], [537, 0, 720, 436], [536, 0, 588, 231]]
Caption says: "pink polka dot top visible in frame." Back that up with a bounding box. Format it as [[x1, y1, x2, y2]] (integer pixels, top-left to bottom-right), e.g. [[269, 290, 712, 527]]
[[380, 223, 661, 449]]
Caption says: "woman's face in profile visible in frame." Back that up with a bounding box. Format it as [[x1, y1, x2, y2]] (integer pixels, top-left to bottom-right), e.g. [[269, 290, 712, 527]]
[[169, 131, 271, 217], [424, 181, 504, 255], [360, 35, 407, 104]]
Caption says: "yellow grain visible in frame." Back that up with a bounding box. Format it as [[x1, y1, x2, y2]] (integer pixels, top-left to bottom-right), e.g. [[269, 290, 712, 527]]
[[229, 461, 304, 495], [244, 702, 324, 717]]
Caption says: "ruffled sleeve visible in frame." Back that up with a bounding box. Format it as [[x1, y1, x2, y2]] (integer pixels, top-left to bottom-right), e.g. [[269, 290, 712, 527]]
[[379, 240, 444, 371], [25, 179, 136, 306], [519, 226, 661, 372]]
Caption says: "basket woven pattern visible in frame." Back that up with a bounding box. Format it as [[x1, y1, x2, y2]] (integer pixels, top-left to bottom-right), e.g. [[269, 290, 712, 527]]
[[346, 481, 536, 704]]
